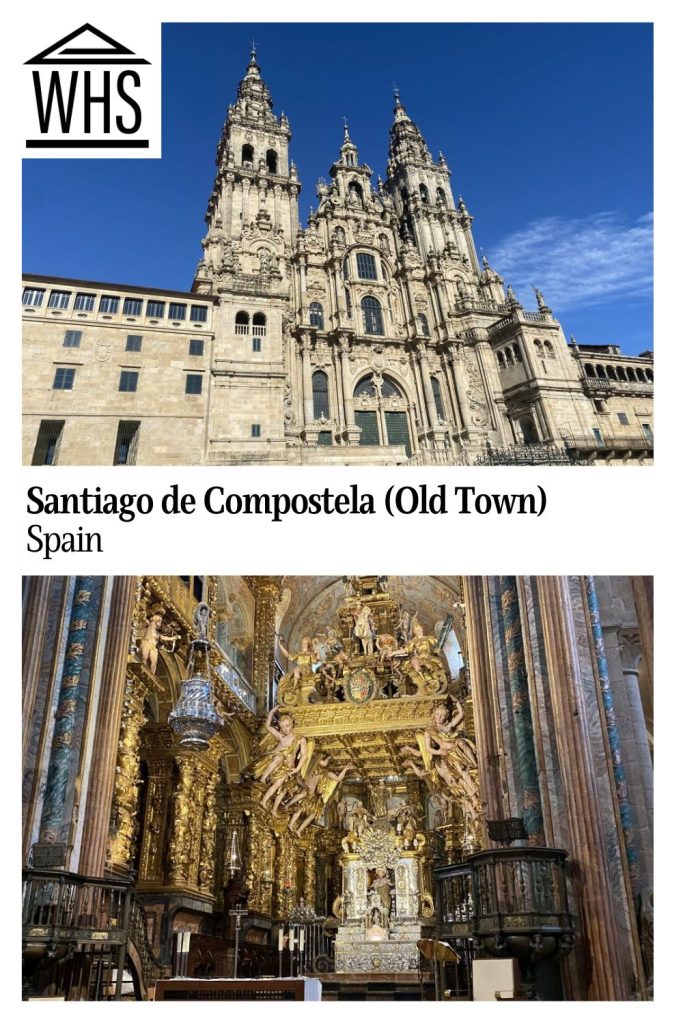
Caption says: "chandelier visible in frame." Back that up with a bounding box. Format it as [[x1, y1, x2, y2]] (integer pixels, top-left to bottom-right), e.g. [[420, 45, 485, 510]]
[[168, 602, 224, 750]]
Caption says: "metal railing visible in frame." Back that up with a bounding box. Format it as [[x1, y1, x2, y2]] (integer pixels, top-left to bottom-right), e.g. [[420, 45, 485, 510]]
[[475, 443, 581, 466]]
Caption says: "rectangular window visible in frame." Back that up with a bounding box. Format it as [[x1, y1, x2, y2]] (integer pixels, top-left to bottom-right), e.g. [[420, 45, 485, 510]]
[[74, 292, 95, 311], [617, 412, 629, 426], [188, 339, 204, 356], [251, 424, 261, 438], [48, 290, 71, 309], [114, 420, 140, 465], [356, 253, 378, 280], [53, 367, 75, 390], [118, 370, 139, 392], [169, 302, 187, 320], [32, 420, 65, 465], [146, 300, 165, 318], [22, 287, 45, 306], [190, 304, 208, 322], [125, 335, 142, 353], [185, 373, 203, 395], [642, 423, 654, 442], [193, 576, 204, 603], [123, 297, 143, 316], [593, 428, 605, 447], [63, 330, 82, 348], [99, 295, 120, 314], [317, 431, 333, 447], [252, 337, 261, 352]]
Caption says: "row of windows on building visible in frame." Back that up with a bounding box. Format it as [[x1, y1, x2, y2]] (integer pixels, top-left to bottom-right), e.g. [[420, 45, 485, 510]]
[[497, 339, 556, 370], [584, 362, 653, 383], [311, 371, 446, 424], [59, 331, 206, 356], [240, 145, 278, 173], [52, 367, 205, 394], [32, 418, 262, 466], [22, 287, 209, 322]]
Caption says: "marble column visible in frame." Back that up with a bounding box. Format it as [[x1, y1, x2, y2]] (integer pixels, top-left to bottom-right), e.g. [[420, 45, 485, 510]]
[[38, 577, 99, 846], [22, 577, 54, 766], [536, 576, 633, 1000], [79, 576, 137, 877], [499, 576, 545, 844], [461, 577, 505, 827]]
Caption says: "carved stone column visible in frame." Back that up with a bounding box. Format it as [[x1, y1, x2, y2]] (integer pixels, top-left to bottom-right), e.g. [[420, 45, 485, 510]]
[[536, 576, 633, 1000], [79, 576, 137, 877], [252, 577, 281, 716], [301, 334, 315, 425], [338, 334, 361, 444]]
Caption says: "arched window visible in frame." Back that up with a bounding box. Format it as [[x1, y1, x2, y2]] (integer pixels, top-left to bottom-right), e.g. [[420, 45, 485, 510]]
[[253, 312, 266, 327], [616, 366, 627, 381], [419, 184, 429, 204], [498, 351, 506, 369], [645, 368, 654, 382], [309, 302, 324, 329], [312, 370, 330, 419], [596, 364, 607, 379], [380, 378, 401, 398], [266, 149, 278, 174], [513, 342, 522, 362], [505, 347, 514, 366], [235, 310, 250, 335], [241, 144, 254, 166], [585, 364, 596, 378], [417, 313, 430, 338], [606, 365, 617, 380], [626, 367, 636, 382], [544, 341, 555, 359], [636, 367, 646, 382], [436, 187, 447, 206], [431, 377, 446, 421], [356, 253, 378, 280], [361, 296, 384, 336], [349, 181, 363, 205]]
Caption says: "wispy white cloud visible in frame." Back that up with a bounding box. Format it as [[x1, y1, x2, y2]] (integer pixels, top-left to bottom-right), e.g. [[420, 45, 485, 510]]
[[488, 211, 653, 313]]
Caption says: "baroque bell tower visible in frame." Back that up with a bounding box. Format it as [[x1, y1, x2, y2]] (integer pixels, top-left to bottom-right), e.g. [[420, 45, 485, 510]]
[[196, 48, 301, 463]]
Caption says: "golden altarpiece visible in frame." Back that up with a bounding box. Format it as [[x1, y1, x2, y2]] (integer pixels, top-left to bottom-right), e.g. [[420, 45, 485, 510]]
[[22, 574, 653, 1001]]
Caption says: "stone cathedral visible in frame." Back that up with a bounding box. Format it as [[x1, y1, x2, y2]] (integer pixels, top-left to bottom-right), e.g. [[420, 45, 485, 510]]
[[22, 50, 653, 467], [22, 575, 653, 1001]]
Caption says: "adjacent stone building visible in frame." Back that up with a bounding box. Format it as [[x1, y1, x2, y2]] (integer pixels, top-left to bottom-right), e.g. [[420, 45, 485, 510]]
[[22, 50, 654, 466]]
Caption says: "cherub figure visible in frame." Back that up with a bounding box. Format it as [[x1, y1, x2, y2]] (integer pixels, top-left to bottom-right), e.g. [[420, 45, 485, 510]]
[[253, 707, 308, 812], [140, 613, 181, 674], [287, 760, 351, 836]]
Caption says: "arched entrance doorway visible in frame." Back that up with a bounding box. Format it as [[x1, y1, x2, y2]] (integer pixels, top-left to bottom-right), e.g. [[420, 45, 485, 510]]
[[353, 374, 413, 455]]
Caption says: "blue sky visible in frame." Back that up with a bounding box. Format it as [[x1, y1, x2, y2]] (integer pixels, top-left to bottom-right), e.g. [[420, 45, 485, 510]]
[[22, 23, 653, 354]]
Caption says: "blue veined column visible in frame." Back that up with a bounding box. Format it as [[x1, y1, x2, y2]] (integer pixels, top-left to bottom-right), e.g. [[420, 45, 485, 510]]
[[584, 575, 639, 888], [38, 576, 99, 845], [499, 576, 545, 844]]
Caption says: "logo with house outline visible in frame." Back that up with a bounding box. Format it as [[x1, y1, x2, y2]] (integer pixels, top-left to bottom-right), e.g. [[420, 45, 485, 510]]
[[24, 23, 158, 154]]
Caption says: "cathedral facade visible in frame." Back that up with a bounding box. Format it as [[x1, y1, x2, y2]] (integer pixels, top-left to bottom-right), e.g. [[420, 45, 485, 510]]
[[22, 575, 653, 1001], [22, 50, 653, 466]]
